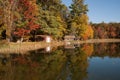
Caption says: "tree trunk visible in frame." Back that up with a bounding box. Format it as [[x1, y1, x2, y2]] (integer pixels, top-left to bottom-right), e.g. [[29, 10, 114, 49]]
[[2, 0, 17, 42]]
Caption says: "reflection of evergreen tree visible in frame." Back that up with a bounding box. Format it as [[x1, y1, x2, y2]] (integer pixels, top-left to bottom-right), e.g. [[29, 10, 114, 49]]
[[58, 47, 88, 80]]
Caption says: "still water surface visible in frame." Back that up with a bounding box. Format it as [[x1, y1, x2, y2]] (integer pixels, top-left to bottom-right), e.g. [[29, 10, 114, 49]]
[[0, 43, 120, 80]]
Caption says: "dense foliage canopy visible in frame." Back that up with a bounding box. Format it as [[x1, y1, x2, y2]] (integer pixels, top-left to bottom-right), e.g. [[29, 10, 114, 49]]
[[0, 0, 119, 42]]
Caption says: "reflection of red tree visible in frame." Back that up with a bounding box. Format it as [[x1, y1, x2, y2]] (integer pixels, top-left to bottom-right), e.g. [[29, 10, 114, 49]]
[[12, 55, 39, 67], [94, 43, 107, 55], [12, 56, 27, 64], [109, 44, 117, 54], [110, 44, 117, 50]]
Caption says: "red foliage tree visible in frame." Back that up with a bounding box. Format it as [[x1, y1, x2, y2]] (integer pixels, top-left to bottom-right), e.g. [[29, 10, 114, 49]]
[[109, 27, 117, 38], [14, 0, 40, 38]]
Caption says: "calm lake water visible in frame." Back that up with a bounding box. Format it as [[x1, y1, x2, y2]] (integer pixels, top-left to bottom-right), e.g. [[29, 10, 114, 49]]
[[0, 42, 120, 80]]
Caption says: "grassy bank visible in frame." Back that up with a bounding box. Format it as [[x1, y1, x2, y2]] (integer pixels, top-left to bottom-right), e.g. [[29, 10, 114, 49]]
[[0, 41, 64, 54], [0, 39, 120, 54]]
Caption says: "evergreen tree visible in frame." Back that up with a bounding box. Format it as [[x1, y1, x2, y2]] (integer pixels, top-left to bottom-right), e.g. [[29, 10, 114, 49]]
[[68, 0, 88, 39]]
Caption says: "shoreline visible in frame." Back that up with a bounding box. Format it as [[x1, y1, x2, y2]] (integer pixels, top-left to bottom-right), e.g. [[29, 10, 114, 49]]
[[79, 39, 120, 43], [0, 39, 120, 54]]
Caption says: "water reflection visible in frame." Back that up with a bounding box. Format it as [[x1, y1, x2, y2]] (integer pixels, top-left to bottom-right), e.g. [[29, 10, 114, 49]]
[[64, 43, 80, 49], [45, 46, 51, 52], [0, 43, 120, 80], [92, 43, 120, 58]]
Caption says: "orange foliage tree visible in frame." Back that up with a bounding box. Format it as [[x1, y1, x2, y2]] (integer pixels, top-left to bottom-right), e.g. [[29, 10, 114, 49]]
[[81, 25, 94, 40]]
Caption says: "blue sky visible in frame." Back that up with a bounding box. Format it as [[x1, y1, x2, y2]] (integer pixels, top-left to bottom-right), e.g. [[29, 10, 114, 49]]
[[62, 0, 120, 23]]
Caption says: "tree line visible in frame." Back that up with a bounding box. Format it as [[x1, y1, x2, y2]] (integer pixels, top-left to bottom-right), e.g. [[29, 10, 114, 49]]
[[91, 22, 120, 39], [0, 0, 119, 42]]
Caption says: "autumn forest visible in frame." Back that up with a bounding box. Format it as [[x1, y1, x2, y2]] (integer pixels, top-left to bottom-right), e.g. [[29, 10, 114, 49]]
[[0, 0, 120, 42]]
